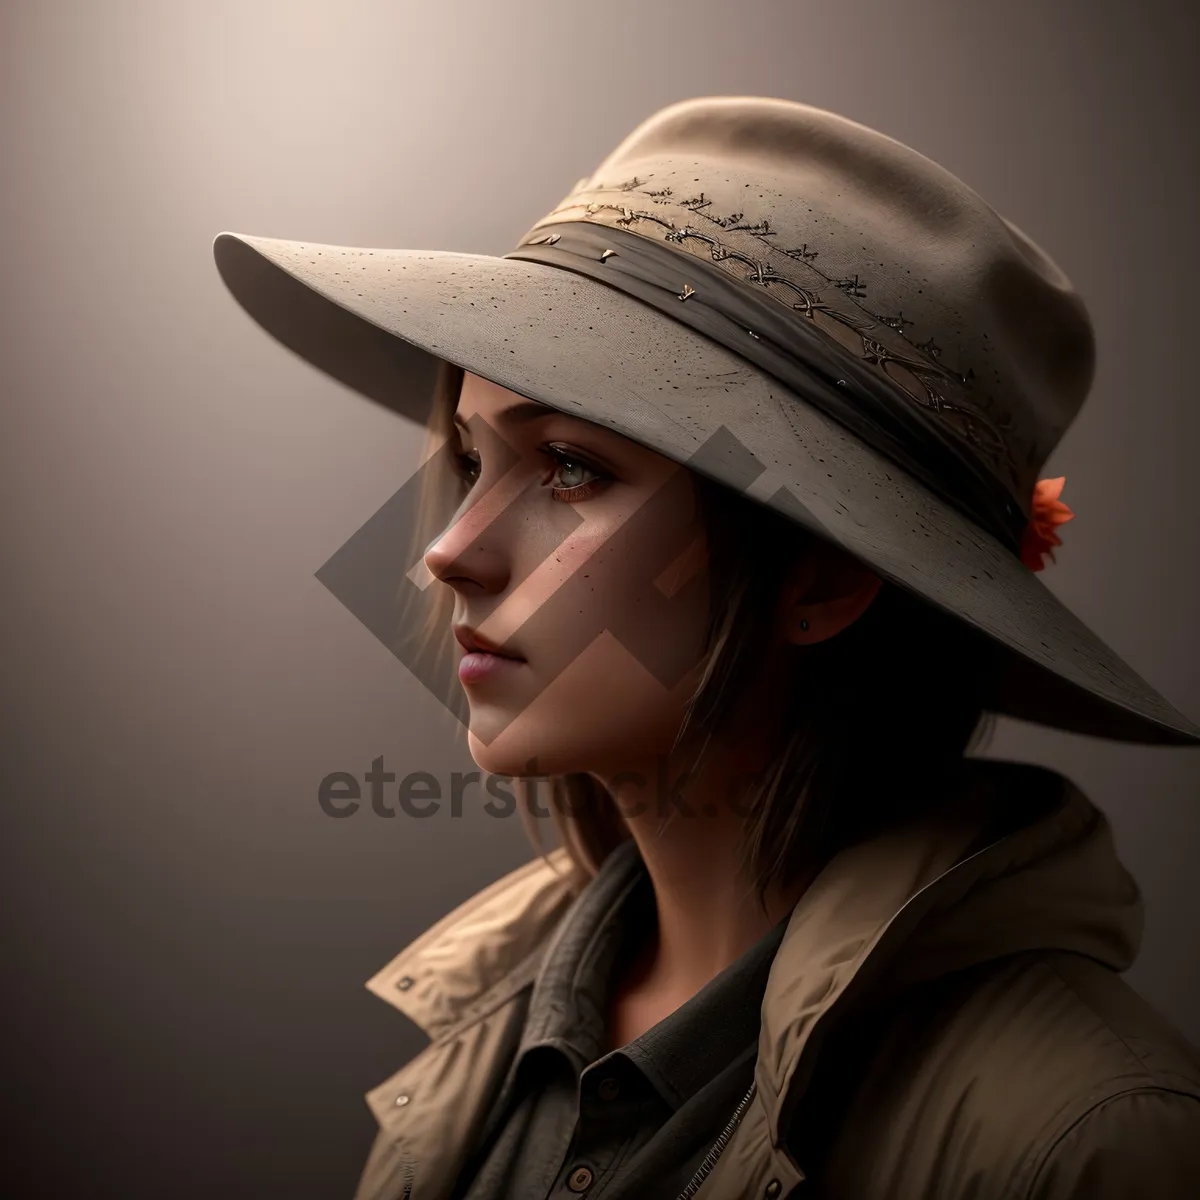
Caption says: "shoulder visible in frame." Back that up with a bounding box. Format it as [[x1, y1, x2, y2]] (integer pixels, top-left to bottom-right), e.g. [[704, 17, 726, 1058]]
[[805, 950, 1200, 1199], [943, 949, 1200, 1095], [1025, 1087, 1200, 1198], [982, 951, 1200, 1196]]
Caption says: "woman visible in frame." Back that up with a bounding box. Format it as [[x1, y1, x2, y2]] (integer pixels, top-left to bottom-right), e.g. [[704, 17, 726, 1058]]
[[213, 97, 1200, 1198]]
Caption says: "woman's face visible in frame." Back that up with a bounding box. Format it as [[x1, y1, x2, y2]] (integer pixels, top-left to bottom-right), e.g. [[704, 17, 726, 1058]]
[[423, 372, 713, 779]]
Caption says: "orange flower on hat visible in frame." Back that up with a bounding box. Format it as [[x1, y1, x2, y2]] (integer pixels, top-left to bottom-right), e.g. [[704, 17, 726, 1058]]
[[1019, 476, 1075, 572]]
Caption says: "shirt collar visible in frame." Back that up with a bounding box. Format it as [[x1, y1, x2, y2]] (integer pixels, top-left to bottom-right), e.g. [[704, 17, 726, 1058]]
[[515, 835, 789, 1111], [516, 836, 644, 1061], [615, 910, 787, 1109]]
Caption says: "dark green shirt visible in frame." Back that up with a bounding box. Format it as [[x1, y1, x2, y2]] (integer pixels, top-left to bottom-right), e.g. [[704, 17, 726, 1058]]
[[452, 838, 789, 1200]]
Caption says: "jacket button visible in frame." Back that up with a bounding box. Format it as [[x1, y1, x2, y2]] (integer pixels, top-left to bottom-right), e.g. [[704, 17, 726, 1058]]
[[566, 1165, 594, 1192], [764, 1181, 781, 1198]]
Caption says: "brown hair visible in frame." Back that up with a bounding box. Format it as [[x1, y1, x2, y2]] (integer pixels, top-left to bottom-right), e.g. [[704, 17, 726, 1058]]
[[400, 359, 1003, 900]]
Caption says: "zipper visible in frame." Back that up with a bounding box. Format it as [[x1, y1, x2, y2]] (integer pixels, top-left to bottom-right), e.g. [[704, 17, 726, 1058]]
[[674, 1079, 758, 1200]]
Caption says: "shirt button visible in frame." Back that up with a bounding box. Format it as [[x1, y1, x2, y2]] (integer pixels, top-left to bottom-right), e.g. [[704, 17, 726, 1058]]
[[396, 975, 414, 991], [566, 1165, 594, 1192], [597, 1076, 620, 1101], [764, 1181, 781, 1198]]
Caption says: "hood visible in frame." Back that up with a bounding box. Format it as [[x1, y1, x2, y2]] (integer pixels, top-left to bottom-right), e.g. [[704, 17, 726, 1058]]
[[758, 755, 1145, 1141]]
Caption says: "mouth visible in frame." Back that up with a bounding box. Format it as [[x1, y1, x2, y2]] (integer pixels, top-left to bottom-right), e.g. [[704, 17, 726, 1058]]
[[453, 625, 527, 686], [453, 625, 526, 661]]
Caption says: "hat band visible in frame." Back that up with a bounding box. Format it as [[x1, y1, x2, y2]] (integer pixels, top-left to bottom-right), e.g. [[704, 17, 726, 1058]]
[[504, 220, 1027, 556]]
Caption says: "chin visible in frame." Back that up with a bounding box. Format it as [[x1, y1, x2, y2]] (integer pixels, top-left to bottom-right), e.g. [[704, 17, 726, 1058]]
[[466, 710, 685, 787], [465, 722, 572, 780]]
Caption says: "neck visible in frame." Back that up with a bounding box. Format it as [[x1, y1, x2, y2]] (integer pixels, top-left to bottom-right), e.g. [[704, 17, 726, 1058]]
[[593, 736, 816, 1000]]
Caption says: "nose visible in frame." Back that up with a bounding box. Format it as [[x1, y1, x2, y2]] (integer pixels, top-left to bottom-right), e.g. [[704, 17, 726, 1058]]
[[423, 492, 512, 597]]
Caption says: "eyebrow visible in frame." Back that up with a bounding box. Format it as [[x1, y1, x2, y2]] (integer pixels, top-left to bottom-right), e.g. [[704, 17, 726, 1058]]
[[452, 399, 556, 432]]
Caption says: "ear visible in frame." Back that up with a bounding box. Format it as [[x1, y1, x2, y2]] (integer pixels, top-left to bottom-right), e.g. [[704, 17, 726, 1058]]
[[776, 541, 884, 645]]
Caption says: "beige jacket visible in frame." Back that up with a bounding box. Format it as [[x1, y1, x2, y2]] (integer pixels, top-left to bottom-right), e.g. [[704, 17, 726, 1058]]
[[353, 760, 1200, 1199]]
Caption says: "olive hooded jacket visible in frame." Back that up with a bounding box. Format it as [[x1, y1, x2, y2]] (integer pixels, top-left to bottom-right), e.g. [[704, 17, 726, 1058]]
[[352, 759, 1200, 1199]]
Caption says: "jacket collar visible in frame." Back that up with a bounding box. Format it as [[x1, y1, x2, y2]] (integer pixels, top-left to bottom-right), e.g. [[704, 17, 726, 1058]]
[[364, 846, 579, 1040]]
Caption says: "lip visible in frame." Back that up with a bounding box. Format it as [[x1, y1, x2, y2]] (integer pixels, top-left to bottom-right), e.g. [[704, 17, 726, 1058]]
[[453, 625, 525, 660], [453, 625, 527, 686]]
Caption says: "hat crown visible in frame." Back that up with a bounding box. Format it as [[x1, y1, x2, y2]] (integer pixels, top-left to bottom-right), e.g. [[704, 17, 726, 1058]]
[[521, 96, 1096, 512]]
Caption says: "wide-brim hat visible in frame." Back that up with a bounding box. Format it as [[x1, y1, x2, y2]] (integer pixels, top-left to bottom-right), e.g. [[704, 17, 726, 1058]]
[[212, 95, 1199, 746]]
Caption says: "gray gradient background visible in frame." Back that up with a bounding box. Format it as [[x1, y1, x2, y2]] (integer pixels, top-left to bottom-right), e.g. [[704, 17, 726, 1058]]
[[2, 1, 1198, 1196]]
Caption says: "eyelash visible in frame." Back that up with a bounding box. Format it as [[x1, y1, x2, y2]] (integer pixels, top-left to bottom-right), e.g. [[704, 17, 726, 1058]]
[[451, 443, 612, 503]]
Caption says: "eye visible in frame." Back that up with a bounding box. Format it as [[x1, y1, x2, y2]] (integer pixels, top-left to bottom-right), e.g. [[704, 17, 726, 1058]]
[[452, 447, 481, 487], [539, 444, 612, 502]]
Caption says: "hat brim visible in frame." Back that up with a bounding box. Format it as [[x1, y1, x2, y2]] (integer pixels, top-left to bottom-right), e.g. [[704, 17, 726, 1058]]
[[212, 230, 1200, 746]]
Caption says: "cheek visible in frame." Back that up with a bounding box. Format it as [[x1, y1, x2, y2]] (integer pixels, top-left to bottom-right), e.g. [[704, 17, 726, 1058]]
[[467, 539, 711, 777], [462, 468, 711, 776]]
